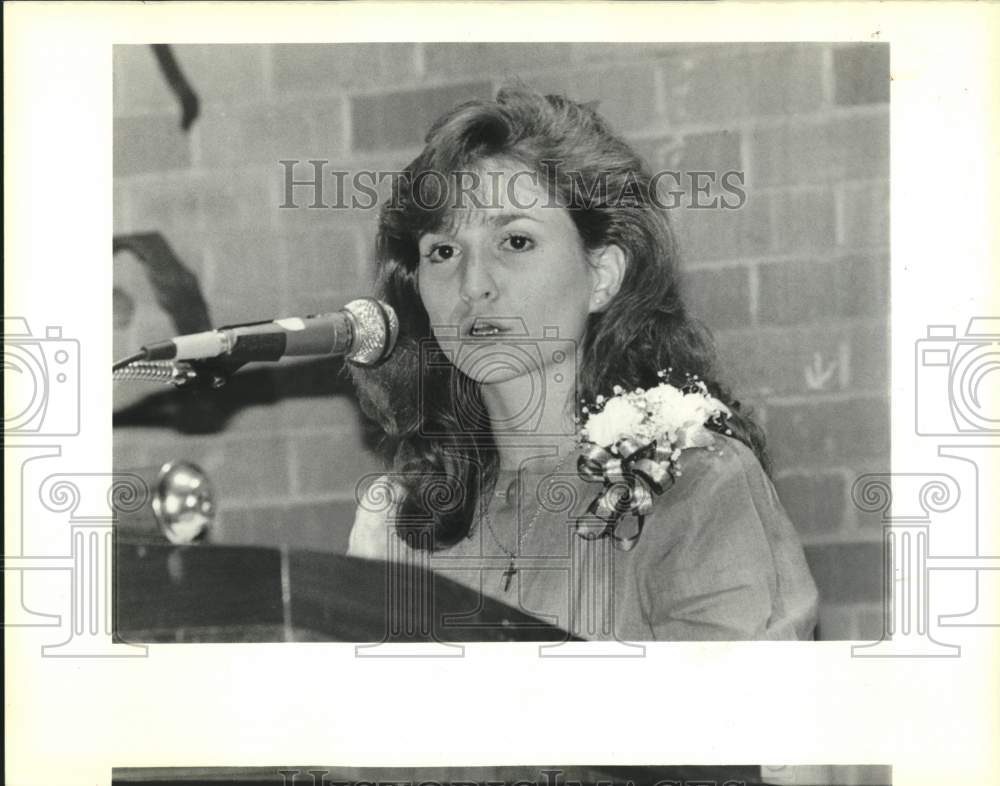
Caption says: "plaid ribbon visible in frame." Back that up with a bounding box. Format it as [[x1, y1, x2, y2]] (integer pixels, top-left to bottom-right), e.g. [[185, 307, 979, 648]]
[[575, 437, 676, 551]]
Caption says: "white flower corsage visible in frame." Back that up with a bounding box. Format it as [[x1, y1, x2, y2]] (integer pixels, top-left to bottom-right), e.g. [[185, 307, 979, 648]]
[[575, 370, 733, 551]]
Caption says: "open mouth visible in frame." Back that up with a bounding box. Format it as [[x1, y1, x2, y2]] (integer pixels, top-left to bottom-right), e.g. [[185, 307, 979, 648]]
[[467, 318, 512, 337]]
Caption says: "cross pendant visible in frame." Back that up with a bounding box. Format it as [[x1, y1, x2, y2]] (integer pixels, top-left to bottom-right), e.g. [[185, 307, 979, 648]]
[[501, 559, 517, 592]]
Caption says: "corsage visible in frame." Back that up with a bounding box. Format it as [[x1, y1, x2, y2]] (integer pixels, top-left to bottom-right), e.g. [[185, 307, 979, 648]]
[[575, 370, 733, 551]]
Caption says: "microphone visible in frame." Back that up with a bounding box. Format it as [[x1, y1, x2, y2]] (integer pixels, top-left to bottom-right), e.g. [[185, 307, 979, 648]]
[[139, 298, 399, 367]]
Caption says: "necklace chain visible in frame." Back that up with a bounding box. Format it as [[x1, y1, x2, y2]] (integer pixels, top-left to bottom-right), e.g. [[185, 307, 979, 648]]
[[481, 439, 577, 592]]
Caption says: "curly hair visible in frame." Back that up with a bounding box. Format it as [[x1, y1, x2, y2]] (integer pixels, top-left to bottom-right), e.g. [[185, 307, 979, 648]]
[[348, 85, 770, 550]]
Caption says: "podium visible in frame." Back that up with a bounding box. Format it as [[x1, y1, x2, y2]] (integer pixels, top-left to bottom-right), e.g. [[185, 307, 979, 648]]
[[114, 541, 574, 643]]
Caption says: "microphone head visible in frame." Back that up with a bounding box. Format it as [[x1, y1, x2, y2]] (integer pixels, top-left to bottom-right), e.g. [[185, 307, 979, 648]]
[[344, 298, 399, 366]]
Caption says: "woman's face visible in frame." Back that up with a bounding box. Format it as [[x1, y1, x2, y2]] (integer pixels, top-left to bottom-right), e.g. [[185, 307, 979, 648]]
[[416, 165, 599, 384]]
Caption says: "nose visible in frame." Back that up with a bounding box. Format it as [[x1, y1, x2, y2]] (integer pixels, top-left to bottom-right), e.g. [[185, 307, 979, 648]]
[[458, 248, 498, 304]]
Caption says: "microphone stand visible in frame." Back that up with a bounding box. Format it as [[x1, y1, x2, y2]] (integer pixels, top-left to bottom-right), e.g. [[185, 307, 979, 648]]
[[113, 357, 249, 390]]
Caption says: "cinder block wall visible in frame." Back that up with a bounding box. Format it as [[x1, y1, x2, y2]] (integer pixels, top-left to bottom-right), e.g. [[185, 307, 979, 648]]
[[113, 43, 890, 640]]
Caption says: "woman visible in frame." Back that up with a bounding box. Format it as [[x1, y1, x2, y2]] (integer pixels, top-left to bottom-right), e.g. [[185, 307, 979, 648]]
[[346, 86, 818, 641]]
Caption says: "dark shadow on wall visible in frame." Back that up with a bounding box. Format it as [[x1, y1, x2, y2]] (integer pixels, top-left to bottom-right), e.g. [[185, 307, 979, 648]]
[[112, 231, 386, 457], [114, 233, 213, 335], [113, 353, 378, 449]]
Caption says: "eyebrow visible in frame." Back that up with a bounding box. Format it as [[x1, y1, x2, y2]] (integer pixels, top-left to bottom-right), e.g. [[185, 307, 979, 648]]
[[427, 211, 544, 238], [489, 212, 543, 227]]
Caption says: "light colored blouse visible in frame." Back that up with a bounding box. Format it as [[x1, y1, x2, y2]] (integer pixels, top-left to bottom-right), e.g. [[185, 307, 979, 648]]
[[347, 434, 818, 641]]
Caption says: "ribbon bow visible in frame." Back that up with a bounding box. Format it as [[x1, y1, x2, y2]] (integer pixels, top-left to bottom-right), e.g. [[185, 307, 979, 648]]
[[575, 436, 676, 551]]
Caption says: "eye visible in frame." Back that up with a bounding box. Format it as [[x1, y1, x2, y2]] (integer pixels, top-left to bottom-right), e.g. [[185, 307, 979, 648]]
[[424, 243, 459, 264], [500, 233, 534, 252]]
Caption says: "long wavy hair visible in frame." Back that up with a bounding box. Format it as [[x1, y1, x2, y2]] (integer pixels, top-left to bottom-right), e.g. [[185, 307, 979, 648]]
[[349, 86, 769, 550]]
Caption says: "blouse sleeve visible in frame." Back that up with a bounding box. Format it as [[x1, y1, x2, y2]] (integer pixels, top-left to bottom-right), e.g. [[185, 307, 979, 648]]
[[634, 436, 818, 641]]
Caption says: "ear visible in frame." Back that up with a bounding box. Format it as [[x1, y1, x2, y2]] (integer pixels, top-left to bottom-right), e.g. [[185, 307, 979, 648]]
[[587, 244, 626, 313]]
